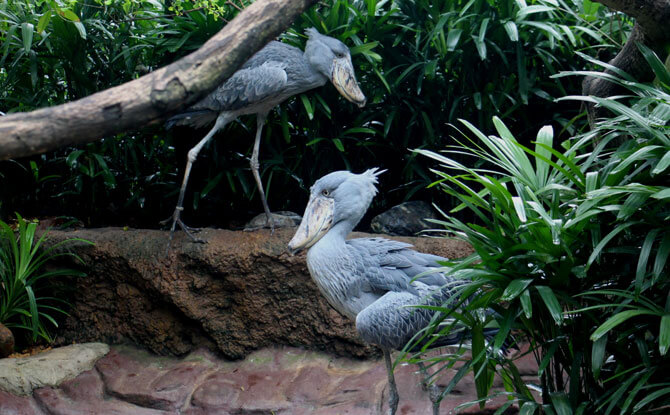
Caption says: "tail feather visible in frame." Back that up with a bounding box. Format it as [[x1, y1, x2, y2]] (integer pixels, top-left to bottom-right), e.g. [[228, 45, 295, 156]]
[[166, 110, 217, 130]]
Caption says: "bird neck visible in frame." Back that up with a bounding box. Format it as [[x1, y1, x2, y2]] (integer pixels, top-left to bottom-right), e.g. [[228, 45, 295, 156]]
[[312, 220, 352, 251]]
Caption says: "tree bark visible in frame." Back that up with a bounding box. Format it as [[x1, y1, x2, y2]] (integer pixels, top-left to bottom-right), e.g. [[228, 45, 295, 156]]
[[583, 0, 670, 125], [0, 0, 315, 161]]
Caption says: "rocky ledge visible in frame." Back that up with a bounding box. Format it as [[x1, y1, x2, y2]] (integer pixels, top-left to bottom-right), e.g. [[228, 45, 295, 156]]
[[44, 227, 473, 359]]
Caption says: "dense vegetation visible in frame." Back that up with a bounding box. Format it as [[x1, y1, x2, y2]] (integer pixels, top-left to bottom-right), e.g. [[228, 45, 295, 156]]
[[2, 0, 669, 413], [412, 50, 670, 413], [1, 0, 622, 228]]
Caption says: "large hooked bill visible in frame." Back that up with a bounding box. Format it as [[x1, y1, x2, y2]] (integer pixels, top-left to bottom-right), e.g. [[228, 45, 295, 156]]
[[287, 196, 334, 254], [331, 56, 366, 108]]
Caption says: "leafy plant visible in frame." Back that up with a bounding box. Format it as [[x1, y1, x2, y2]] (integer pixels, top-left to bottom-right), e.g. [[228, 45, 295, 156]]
[[0, 214, 90, 343], [1, 0, 624, 228], [411, 47, 669, 413]]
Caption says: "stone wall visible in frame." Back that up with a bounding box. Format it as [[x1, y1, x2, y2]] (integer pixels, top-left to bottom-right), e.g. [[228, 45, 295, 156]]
[[44, 227, 473, 359]]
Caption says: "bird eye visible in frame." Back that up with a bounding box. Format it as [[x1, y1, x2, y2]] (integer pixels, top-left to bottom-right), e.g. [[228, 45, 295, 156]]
[[321, 189, 330, 197]]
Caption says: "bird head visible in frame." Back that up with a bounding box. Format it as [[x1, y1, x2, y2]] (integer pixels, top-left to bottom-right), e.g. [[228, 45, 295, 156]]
[[288, 168, 385, 254], [304, 28, 367, 108]]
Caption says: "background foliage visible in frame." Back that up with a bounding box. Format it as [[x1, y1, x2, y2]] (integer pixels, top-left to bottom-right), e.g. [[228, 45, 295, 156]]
[[1, 0, 624, 228]]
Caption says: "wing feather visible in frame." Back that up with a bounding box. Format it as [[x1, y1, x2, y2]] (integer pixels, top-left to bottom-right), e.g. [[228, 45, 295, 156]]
[[346, 237, 451, 292], [193, 61, 289, 112]]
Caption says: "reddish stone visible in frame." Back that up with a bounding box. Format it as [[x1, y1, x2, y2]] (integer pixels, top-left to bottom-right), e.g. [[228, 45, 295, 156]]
[[59, 369, 104, 401], [97, 348, 209, 411], [284, 365, 334, 404], [190, 377, 240, 410], [0, 390, 44, 415], [34, 386, 173, 415]]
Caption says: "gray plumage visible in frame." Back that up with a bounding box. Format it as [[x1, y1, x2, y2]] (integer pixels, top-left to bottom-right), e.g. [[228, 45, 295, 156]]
[[293, 169, 467, 350], [167, 41, 325, 129], [288, 169, 472, 415], [164, 29, 366, 250]]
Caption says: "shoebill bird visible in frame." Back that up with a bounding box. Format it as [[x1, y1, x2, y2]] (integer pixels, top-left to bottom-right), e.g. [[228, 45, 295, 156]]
[[165, 28, 366, 246], [288, 169, 479, 415]]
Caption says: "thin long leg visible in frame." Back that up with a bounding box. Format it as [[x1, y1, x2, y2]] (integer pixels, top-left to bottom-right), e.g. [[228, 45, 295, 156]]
[[165, 114, 231, 253], [383, 348, 399, 415], [249, 112, 275, 231], [417, 361, 441, 415]]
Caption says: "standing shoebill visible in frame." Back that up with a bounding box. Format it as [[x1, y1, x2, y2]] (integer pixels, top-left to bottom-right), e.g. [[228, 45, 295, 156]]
[[165, 28, 366, 246], [288, 169, 473, 415]]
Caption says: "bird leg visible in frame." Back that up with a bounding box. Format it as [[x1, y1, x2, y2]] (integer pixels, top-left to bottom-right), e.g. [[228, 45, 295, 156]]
[[249, 112, 275, 232], [417, 361, 442, 415], [383, 348, 399, 415], [165, 114, 229, 253]]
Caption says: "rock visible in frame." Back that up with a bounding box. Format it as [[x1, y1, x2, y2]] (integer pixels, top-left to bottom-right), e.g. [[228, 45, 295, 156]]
[[0, 390, 46, 415], [0, 343, 109, 396], [0, 344, 532, 414], [42, 227, 473, 359], [0, 323, 14, 357], [244, 211, 302, 230], [371, 201, 440, 236]]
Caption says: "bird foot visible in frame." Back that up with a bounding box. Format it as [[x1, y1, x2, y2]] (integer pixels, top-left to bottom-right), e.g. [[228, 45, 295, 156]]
[[162, 208, 206, 254], [266, 212, 276, 234]]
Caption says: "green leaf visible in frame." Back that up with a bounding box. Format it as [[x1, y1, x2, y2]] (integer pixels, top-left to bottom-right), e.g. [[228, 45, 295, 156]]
[[446, 29, 462, 51], [473, 35, 487, 60], [653, 233, 670, 282], [549, 392, 572, 415], [300, 95, 314, 120], [520, 288, 532, 318], [536, 285, 563, 324], [587, 222, 638, 269], [61, 9, 80, 22], [591, 334, 607, 379], [633, 387, 670, 412], [471, 324, 488, 407], [590, 309, 657, 341], [501, 279, 533, 301], [520, 401, 537, 415], [21, 22, 34, 53], [332, 138, 345, 152], [534, 125, 553, 188], [660, 315, 670, 356], [651, 188, 670, 200], [37, 11, 52, 33], [503, 21, 519, 42], [651, 151, 670, 175], [636, 43, 670, 87], [516, 5, 555, 20], [73, 22, 87, 40], [635, 229, 659, 295]]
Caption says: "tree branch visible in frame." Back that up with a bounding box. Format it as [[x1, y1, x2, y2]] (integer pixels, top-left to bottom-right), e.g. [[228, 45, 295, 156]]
[[0, 0, 316, 161], [583, 0, 670, 126]]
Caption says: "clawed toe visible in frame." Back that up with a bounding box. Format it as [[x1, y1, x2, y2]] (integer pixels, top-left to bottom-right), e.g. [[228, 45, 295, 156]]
[[164, 208, 207, 255]]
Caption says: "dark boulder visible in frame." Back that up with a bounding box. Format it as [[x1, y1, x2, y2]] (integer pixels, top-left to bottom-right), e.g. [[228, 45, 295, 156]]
[[0, 323, 14, 358], [370, 201, 439, 236]]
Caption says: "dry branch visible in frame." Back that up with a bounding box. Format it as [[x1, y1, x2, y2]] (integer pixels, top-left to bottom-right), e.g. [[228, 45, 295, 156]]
[[0, 0, 315, 161]]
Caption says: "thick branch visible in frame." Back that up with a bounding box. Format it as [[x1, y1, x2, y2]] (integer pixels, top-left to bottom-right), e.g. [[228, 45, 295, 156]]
[[0, 0, 315, 161], [594, 0, 670, 41], [583, 0, 670, 125]]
